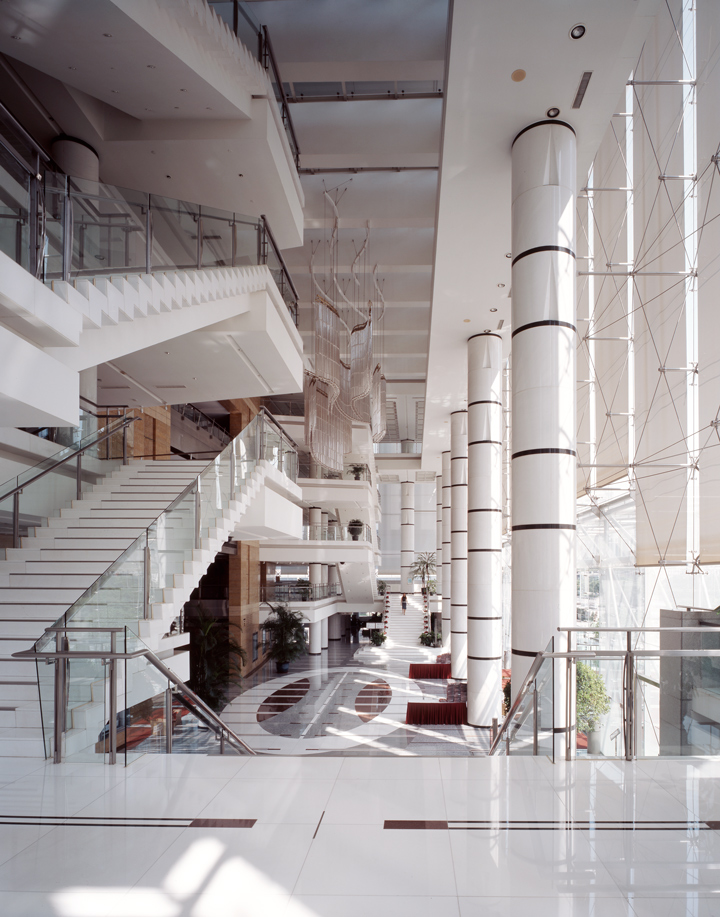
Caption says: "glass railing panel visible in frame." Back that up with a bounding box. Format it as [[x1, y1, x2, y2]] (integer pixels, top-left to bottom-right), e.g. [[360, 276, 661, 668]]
[[201, 210, 234, 269], [65, 653, 109, 764], [148, 491, 196, 609], [68, 179, 148, 276], [234, 217, 261, 267], [122, 650, 170, 765], [301, 523, 371, 542], [0, 145, 30, 269], [575, 656, 625, 758], [150, 194, 200, 271], [497, 640, 553, 756]]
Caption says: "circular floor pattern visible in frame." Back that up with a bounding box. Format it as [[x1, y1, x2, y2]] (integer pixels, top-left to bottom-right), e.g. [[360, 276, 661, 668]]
[[355, 679, 392, 722], [256, 678, 310, 723]]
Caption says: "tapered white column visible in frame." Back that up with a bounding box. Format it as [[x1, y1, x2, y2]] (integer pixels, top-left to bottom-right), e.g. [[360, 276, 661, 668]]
[[309, 561, 322, 608], [467, 333, 503, 727], [328, 564, 340, 595], [511, 119, 576, 756], [435, 474, 443, 621], [450, 410, 468, 679], [441, 451, 452, 648], [400, 479, 415, 592], [321, 565, 329, 648]]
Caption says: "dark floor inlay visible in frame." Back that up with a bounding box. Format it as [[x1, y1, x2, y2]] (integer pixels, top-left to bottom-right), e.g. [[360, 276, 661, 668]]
[[257, 678, 311, 722], [384, 820, 449, 830], [190, 818, 256, 828], [355, 679, 392, 722]]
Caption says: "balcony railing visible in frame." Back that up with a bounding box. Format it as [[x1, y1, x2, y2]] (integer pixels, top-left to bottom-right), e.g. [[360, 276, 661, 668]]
[[37, 174, 298, 325], [261, 582, 342, 604], [206, 2, 300, 170], [173, 404, 231, 447], [299, 461, 372, 483], [373, 442, 422, 454], [302, 523, 372, 543]]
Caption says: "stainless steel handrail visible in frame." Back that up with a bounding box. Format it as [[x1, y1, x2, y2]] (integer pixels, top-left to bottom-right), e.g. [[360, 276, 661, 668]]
[[488, 650, 547, 755], [14, 625, 256, 760]]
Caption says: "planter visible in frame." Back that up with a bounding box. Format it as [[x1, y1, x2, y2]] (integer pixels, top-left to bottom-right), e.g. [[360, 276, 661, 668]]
[[276, 661, 290, 674], [587, 730, 603, 755]]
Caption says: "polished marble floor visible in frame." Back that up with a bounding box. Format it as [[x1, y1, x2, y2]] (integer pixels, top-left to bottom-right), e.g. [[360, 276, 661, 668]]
[[0, 753, 719, 915]]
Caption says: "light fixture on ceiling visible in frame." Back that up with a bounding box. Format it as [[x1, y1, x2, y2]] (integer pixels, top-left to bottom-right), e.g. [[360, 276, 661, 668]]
[[505, 253, 512, 259], [497, 283, 505, 288], [11, 35, 22, 41], [484, 329, 491, 333], [490, 308, 498, 313], [147, 64, 156, 69], [103, 33, 112, 37], [511, 69, 526, 82], [111, 90, 119, 94], [463, 319, 471, 323], [570, 24, 586, 39], [546, 107, 560, 118]]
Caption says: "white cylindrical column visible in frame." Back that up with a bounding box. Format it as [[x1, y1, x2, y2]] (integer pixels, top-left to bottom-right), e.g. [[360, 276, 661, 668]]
[[441, 451, 452, 648], [309, 561, 322, 605], [321, 511, 329, 534], [309, 621, 322, 655], [450, 410, 468, 679], [435, 473, 443, 625], [321, 616, 329, 650], [309, 506, 322, 541], [511, 119, 577, 756], [51, 136, 100, 182], [328, 564, 340, 596], [400, 479, 415, 592], [328, 613, 343, 640], [467, 333, 504, 727]]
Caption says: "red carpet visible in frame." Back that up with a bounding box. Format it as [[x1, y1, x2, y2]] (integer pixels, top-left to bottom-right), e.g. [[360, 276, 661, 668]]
[[408, 663, 452, 679], [406, 702, 467, 725]]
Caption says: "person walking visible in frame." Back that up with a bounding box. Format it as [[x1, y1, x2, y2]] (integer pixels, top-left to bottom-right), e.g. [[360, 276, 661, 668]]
[[401, 593, 407, 614]]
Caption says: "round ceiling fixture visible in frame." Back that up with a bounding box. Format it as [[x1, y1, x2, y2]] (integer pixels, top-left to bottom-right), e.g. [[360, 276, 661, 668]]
[[463, 318, 471, 322], [490, 308, 498, 313], [497, 283, 505, 288], [511, 69, 526, 82], [570, 24, 586, 39], [546, 107, 561, 118], [484, 329, 491, 333], [103, 33, 113, 38], [505, 252, 512, 259]]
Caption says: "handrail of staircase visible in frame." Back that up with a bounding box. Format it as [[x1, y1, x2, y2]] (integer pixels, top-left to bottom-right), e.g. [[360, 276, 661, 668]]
[[488, 649, 548, 755], [1, 415, 140, 548], [142, 646, 257, 756], [257, 405, 302, 452], [14, 626, 257, 759]]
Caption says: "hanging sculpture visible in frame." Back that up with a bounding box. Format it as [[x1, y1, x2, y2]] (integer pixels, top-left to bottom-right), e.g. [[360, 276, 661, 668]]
[[305, 371, 345, 473], [371, 365, 387, 443], [351, 304, 373, 423]]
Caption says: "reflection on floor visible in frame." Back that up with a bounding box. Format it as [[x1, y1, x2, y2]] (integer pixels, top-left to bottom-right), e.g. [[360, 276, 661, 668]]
[[0, 753, 719, 915]]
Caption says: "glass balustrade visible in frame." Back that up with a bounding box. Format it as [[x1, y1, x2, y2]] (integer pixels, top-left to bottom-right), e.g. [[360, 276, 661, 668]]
[[260, 582, 342, 603], [302, 523, 372, 542], [299, 461, 372, 482]]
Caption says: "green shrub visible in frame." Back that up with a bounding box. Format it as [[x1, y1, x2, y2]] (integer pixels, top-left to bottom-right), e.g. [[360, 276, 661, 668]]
[[576, 661, 611, 733]]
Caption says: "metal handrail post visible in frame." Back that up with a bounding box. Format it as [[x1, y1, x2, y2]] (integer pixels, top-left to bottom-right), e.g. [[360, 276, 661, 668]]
[[492, 717, 498, 744], [62, 185, 73, 282], [230, 445, 236, 499], [12, 491, 20, 549], [196, 214, 203, 269], [76, 453, 82, 501], [194, 484, 201, 550], [122, 421, 129, 464], [532, 687, 539, 755], [53, 631, 64, 763], [145, 199, 152, 274], [165, 687, 173, 754], [144, 536, 151, 620], [220, 731, 225, 755], [108, 631, 117, 765], [625, 631, 633, 760]]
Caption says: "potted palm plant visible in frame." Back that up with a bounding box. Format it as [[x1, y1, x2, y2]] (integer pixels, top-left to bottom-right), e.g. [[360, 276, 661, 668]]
[[187, 611, 247, 711], [410, 552, 437, 595], [349, 463, 366, 481], [262, 603, 308, 673], [347, 518, 364, 541]]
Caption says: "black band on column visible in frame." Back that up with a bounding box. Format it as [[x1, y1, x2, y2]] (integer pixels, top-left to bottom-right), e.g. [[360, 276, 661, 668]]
[[512, 245, 575, 266], [512, 448, 577, 459], [512, 119, 576, 146], [511, 523, 576, 531], [512, 319, 576, 338]]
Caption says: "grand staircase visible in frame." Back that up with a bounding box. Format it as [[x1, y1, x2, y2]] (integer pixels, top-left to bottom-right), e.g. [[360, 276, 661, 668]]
[[378, 593, 436, 667], [0, 450, 271, 757]]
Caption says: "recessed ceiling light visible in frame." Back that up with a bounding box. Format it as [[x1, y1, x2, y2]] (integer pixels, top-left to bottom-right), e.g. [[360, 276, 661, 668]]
[[463, 319, 471, 323], [68, 66, 77, 71], [103, 33, 112, 38], [166, 174, 171, 178], [180, 88, 187, 92], [546, 107, 561, 118], [11, 35, 22, 41], [497, 283, 505, 288], [164, 351, 170, 355], [490, 308, 498, 313], [147, 64, 156, 69], [111, 90, 119, 94], [505, 253, 512, 259], [570, 24, 586, 39], [511, 69, 526, 82]]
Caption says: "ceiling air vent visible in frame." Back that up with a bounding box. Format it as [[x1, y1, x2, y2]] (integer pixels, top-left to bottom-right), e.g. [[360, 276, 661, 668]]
[[572, 71, 593, 109]]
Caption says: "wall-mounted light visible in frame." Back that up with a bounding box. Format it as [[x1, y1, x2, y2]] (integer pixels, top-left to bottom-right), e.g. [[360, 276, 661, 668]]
[[570, 24, 586, 39]]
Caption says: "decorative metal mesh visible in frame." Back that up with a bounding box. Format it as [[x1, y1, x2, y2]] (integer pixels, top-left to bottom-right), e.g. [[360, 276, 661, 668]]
[[313, 295, 341, 409], [372, 365, 387, 443], [351, 307, 372, 423], [305, 372, 344, 473]]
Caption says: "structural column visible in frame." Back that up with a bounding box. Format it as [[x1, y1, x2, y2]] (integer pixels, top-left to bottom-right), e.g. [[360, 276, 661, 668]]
[[511, 119, 576, 756], [450, 410, 468, 679], [467, 333, 503, 727], [435, 473, 443, 627], [441, 451, 452, 648], [321, 565, 329, 649], [309, 506, 322, 541], [400, 479, 415, 592]]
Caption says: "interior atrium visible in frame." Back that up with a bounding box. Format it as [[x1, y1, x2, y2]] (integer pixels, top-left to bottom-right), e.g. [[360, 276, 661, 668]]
[[1, 0, 720, 913]]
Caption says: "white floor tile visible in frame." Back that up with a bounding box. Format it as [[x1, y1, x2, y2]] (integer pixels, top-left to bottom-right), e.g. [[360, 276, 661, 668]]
[[0, 774, 119, 816], [294, 824, 457, 896], [323, 777, 447, 824], [443, 776, 570, 821], [626, 897, 720, 916], [136, 823, 315, 898], [339, 756, 442, 780], [0, 825, 185, 891], [555, 778, 693, 822], [74, 776, 229, 819], [124, 754, 249, 780], [449, 829, 623, 898], [294, 895, 461, 917], [458, 898, 633, 916], [235, 756, 343, 780], [198, 777, 335, 824], [439, 756, 553, 782]]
